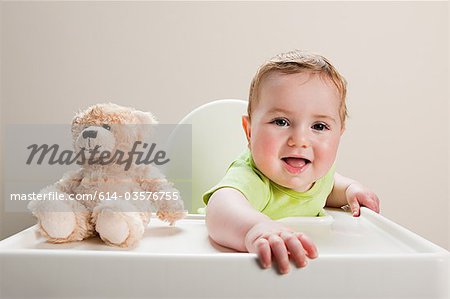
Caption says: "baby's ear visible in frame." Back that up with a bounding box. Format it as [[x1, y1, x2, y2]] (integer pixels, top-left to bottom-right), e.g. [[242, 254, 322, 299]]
[[340, 123, 346, 135], [242, 115, 251, 142]]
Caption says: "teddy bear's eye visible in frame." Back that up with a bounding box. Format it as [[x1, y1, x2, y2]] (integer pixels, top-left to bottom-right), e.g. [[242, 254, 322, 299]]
[[102, 124, 111, 131]]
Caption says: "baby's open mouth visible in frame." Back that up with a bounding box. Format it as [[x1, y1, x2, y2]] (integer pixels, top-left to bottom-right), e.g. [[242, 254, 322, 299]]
[[282, 157, 311, 167], [281, 157, 311, 174]]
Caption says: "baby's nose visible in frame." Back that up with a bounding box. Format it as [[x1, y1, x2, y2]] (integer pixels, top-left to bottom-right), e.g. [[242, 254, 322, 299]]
[[288, 130, 311, 148]]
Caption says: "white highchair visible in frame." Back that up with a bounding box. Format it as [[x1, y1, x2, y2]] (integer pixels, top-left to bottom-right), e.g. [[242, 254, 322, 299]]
[[166, 99, 248, 214], [0, 99, 448, 299]]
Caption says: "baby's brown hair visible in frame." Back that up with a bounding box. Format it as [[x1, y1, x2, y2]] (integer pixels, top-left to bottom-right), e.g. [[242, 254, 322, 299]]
[[248, 50, 348, 128]]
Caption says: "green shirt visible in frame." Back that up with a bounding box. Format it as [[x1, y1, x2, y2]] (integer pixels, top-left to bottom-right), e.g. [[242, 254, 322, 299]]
[[203, 149, 336, 219]]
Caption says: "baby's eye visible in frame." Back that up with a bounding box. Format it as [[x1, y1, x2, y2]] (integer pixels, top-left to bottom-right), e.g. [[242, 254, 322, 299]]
[[271, 118, 290, 127], [312, 122, 329, 131], [102, 124, 111, 131]]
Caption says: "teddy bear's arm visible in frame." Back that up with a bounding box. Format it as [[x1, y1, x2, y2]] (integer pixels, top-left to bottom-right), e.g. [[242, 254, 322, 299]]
[[55, 169, 83, 194], [139, 169, 186, 225]]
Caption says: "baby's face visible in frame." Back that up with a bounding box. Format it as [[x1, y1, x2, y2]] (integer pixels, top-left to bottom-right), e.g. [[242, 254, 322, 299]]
[[243, 72, 343, 192]]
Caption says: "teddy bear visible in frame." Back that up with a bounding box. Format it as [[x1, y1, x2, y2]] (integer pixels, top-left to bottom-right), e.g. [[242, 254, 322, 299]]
[[28, 103, 186, 247]]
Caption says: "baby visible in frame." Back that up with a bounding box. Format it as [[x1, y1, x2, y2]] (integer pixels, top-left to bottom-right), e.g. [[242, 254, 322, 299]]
[[203, 50, 380, 274]]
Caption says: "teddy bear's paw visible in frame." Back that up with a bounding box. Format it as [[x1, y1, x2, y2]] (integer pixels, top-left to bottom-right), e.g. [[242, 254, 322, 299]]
[[156, 210, 188, 226], [40, 211, 77, 240], [95, 209, 130, 246]]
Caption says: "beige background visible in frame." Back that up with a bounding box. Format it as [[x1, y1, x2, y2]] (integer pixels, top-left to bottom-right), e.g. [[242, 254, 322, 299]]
[[1, 1, 449, 249]]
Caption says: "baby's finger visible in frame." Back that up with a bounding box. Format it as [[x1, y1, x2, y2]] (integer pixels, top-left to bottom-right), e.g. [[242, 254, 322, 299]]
[[347, 195, 361, 217], [280, 232, 307, 268], [268, 234, 290, 274], [254, 238, 272, 269], [371, 193, 380, 213], [374, 194, 380, 212], [358, 193, 380, 213], [296, 232, 318, 259]]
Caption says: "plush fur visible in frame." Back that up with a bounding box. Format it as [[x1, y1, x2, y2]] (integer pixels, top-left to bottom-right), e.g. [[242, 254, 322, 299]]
[[28, 103, 186, 247]]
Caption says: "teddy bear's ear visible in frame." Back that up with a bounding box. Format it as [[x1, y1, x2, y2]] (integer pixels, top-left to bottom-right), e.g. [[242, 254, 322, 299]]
[[131, 110, 158, 142], [72, 113, 82, 126], [71, 105, 93, 126], [134, 111, 158, 125], [71, 110, 85, 132]]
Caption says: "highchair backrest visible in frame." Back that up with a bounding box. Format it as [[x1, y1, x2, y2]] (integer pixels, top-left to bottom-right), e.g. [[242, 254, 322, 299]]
[[166, 99, 248, 214]]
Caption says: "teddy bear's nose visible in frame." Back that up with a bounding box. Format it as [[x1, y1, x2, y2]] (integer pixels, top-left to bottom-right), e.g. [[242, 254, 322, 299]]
[[82, 130, 98, 139]]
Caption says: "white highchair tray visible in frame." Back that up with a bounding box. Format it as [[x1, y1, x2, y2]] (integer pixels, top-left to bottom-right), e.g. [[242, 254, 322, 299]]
[[0, 208, 448, 299]]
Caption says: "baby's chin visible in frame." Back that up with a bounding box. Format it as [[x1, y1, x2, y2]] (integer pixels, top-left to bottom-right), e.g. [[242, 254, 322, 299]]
[[272, 177, 314, 193]]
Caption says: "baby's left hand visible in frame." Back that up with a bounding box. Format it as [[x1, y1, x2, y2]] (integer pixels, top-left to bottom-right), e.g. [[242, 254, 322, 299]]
[[345, 183, 380, 217]]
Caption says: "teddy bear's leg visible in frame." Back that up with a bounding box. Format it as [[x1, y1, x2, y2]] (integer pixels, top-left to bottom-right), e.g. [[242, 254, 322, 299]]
[[27, 187, 94, 243], [92, 201, 149, 248], [39, 202, 76, 239]]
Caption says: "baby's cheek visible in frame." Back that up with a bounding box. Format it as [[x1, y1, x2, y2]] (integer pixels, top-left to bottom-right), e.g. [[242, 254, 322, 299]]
[[251, 140, 278, 173], [252, 134, 277, 156], [252, 145, 274, 168], [315, 142, 340, 173]]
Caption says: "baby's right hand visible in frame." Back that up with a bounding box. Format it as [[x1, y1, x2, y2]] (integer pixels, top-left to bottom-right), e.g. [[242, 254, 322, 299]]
[[244, 221, 318, 274]]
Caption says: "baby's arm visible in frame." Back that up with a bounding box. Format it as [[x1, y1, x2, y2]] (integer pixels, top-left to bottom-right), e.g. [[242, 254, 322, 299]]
[[326, 172, 380, 216], [206, 188, 318, 274]]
